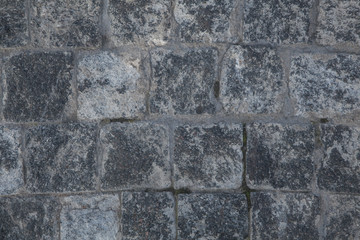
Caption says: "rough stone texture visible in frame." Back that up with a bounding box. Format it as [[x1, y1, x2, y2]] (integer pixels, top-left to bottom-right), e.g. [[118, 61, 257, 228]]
[[2, 51, 75, 122], [317, 0, 360, 46], [100, 123, 171, 190], [174, 0, 239, 43], [244, 0, 313, 44], [24, 123, 97, 193], [77, 51, 147, 120], [60, 195, 120, 240], [0, 196, 60, 239], [251, 192, 320, 239], [121, 192, 175, 240], [318, 125, 360, 193], [220, 45, 285, 114], [109, 0, 172, 46], [178, 193, 248, 239], [174, 123, 243, 190], [289, 54, 360, 118], [150, 48, 217, 115], [30, 0, 101, 48], [247, 123, 315, 191]]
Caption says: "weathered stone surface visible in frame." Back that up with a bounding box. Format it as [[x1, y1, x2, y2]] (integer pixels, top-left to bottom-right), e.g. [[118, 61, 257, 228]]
[[247, 123, 315, 190], [174, 0, 239, 43], [178, 193, 248, 239], [244, 0, 313, 44], [220, 45, 285, 114], [0, 196, 60, 239], [251, 192, 320, 239], [60, 195, 120, 240], [318, 125, 360, 193], [121, 192, 175, 240], [289, 54, 360, 118], [109, 0, 171, 46], [150, 48, 217, 115], [174, 123, 243, 190], [100, 123, 170, 190], [30, 0, 101, 48], [77, 51, 147, 120], [24, 123, 97, 193], [317, 0, 360, 46], [2, 52, 75, 122]]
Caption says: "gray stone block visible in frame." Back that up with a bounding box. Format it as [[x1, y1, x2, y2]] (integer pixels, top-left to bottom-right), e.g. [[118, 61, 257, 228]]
[[178, 193, 248, 239], [121, 192, 175, 240], [174, 123, 243, 190], [220, 45, 285, 114], [24, 123, 97, 193], [100, 123, 171, 190], [247, 123, 315, 191]]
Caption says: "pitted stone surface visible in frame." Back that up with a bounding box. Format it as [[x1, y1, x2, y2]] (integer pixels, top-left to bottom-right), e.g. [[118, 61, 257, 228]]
[[247, 123, 315, 191], [150, 48, 217, 115], [100, 123, 171, 190], [2, 52, 75, 122], [121, 192, 175, 240], [109, 0, 171, 46], [77, 51, 147, 120], [30, 0, 101, 48], [174, 0, 238, 43], [251, 192, 320, 239], [178, 193, 248, 239], [24, 123, 97, 193], [174, 123, 243, 190], [290, 54, 360, 118], [220, 45, 285, 114]]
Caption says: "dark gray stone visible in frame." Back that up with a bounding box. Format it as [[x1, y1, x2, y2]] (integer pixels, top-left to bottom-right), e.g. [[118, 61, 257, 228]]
[[251, 192, 320, 239], [100, 123, 171, 190], [247, 123, 315, 191], [174, 123, 243, 190], [121, 192, 175, 240], [150, 48, 217, 115], [24, 123, 97, 193], [178, 193, 248, 240], [2, 52, 75, 122]]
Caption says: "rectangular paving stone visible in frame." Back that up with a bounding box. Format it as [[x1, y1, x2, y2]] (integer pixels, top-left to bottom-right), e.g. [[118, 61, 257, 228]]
[[121, 192, 175, 240], [290, 54, 360, 118], [100, 122, 171, 190], [178, 193, 248, 239], [247, 123, 315, 191], [150, 48, 217, 115], [251, 192, 320, 240], [24, 123, 97, 193], [220, 45, 285, 114], [2, 51, 75, 122], [174, 123, 243, 190]]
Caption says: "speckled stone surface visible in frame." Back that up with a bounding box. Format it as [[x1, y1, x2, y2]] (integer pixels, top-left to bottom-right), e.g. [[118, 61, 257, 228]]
[[177, 193, 248, 239], [174, 123, 243, 190]]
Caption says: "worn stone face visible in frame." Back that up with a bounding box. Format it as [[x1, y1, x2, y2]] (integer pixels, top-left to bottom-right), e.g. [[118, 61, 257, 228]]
[[77, 51, 147, 120], [220, 45, 285, 114], [100, 123, 171, 190], [247, 123, 315, 191], [30, 0, 101, 48], [24, 123, 97, 193], [60, 195, 120, 240], [109, 0, 171, 46], [174, 123, 243, 190], [178, 193, 248, 239], [289, 54, 360, 118], [251, 192, 320, 239], [174, 0, 238, 43], [150, 48, 217, 115], [121, 192, 175, 240], [2, 52, 75, 122]]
